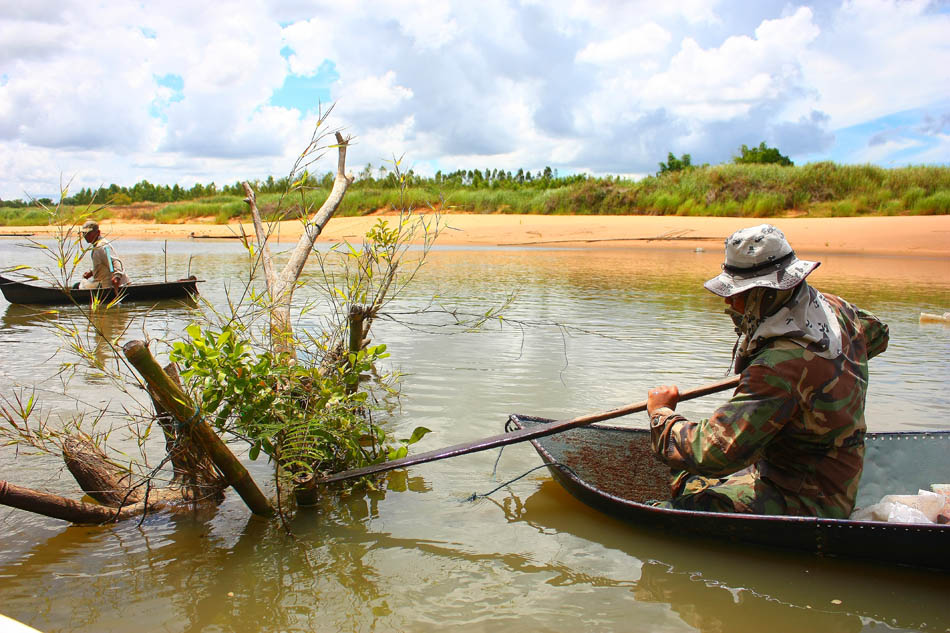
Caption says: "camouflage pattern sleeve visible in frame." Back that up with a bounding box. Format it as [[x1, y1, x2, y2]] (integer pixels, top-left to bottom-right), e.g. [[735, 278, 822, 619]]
[[650, 360, 798, 478], [855, 306, 889, 360]]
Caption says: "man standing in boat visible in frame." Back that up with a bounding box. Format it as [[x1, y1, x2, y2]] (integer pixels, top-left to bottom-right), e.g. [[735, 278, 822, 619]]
[[646, 224, 889, 518], [77, 220, 130, 290]]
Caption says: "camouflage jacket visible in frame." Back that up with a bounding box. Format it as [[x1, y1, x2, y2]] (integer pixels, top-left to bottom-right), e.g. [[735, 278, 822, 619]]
[[650, 293, 889, 518]]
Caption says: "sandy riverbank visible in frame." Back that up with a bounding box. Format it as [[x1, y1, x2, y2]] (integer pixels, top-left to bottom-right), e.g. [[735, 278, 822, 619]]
[[2, 214, 949, 257]]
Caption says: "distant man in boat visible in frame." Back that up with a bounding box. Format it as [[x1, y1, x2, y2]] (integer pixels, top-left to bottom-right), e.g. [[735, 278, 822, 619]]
[[77, 220, 130, 290], [646, 224, 889, 518]]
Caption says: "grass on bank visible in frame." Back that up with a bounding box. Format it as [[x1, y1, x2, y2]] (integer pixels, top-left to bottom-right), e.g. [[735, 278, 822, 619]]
[[2, 163, 948, 226]]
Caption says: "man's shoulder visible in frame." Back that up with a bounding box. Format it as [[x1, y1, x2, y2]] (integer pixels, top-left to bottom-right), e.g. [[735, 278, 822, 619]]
[[751, 338, 806, 363], [747, 340, 820, 375]]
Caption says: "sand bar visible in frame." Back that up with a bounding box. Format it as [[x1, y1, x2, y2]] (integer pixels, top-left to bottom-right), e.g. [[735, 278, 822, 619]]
[[2, 214, 949, 258]]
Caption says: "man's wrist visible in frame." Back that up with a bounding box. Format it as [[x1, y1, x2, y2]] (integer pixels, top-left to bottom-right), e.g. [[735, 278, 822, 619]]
[[650, 406, 676, 428]]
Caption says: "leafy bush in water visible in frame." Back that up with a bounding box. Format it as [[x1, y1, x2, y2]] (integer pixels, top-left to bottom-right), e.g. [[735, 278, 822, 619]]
[[169, 323, 429, 480], [163, 213, 448, 495]]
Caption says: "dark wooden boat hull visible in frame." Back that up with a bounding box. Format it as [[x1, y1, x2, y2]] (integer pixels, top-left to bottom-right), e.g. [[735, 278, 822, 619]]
[[508, 414, 950, 571], [0, 275, 201, 305]]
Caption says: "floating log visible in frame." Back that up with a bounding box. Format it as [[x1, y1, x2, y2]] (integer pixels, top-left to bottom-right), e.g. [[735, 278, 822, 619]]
[[123, 340, 274, 516], [0, 479, 161, 524]]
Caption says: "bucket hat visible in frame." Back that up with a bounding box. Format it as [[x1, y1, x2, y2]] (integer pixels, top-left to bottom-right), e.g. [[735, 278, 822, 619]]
[[80, 220, 99, 236], [703, 224, 819, 297]]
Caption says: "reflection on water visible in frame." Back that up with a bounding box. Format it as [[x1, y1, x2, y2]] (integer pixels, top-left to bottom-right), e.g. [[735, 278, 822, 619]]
[[492, 481, 950, 633], [1, 238, 949, 632]]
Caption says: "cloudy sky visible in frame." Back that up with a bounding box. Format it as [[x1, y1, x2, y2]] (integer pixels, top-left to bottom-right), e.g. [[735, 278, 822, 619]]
[[1, 0, 948, 201]]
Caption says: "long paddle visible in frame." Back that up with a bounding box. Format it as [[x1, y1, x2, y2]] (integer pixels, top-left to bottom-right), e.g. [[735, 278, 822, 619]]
[[320, 375, 741, 484]]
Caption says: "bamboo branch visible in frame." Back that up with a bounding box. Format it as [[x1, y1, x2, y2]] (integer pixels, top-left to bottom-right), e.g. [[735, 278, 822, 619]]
[[122, 340, 274, 517]]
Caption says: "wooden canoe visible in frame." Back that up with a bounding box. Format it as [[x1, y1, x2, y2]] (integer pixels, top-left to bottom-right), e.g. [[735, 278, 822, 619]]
[[0, 274, 201, 305], [508, 414, 950, 571]]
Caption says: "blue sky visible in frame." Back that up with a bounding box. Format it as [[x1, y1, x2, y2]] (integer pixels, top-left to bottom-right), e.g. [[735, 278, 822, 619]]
[[0, 0, 947, 200]]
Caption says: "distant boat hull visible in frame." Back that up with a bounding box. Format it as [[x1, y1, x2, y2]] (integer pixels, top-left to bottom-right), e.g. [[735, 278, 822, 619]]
[[0, 275, 201, 305]]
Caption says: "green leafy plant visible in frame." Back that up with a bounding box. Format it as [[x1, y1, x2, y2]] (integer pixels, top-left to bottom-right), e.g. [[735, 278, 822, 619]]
[[733, 141, 793, 166], [169, 321, 429, 482], [657, 152, 693, 175]]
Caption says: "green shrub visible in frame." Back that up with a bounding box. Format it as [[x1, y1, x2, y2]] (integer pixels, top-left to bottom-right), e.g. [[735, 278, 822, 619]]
[[902, 186, 927, 208], [742, 193, 784, 217], [831, 200, 858, 217], [0, 208, 51, 226], [653, 192, 684, 214], [913, 191, 950, 215], [881, 200, 904, 215]]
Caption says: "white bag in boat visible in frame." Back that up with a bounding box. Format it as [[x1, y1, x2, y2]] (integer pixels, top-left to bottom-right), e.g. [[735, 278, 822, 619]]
[[850, 489, 945, 524]]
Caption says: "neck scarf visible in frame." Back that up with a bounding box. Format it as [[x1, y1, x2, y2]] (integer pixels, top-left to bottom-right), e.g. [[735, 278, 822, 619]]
[[728, 282, 842, 373]]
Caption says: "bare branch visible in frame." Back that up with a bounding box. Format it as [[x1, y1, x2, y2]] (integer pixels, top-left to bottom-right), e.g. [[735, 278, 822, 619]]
[[242, 182, 277, 289], [279, 131, 355, 290]]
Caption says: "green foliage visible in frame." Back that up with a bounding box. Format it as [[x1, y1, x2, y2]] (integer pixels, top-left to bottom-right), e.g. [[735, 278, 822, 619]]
[[169, 322, 427, 479], [733, 142, 793, 166], [657, 152, 693, 175], [163, 211, 444, 493], [913, 191, 950, 215], [4, 162, 949, 224]]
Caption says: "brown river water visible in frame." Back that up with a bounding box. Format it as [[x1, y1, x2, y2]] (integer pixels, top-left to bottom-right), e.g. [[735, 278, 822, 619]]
[[1, 238, 949, 633]]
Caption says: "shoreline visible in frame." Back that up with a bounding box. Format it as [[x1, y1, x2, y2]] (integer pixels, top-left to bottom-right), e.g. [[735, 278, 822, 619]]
[[2, 214, 949, 258]]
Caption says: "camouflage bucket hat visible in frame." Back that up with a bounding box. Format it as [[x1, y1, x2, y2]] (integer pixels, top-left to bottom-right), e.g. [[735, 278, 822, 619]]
[[80, 220, 99, 236], [703, 224, 819, 297]]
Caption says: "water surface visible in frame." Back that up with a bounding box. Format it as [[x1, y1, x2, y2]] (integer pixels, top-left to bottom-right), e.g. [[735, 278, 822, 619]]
[[1, 237, 949, 632]]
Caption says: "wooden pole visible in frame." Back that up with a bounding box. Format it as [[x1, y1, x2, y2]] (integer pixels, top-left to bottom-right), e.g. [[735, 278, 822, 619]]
[[346, 305, 365, 395], [123, 340, 274, 516], [320, 375, 742, 484]]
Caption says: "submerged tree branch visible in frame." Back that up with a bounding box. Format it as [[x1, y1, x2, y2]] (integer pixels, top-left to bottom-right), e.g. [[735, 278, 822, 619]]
[[0, 479, 164, 524]]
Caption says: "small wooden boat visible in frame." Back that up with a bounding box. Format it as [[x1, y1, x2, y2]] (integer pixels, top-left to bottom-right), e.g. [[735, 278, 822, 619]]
[[0, 275, 201, 305], [508, 414, 950, 571]]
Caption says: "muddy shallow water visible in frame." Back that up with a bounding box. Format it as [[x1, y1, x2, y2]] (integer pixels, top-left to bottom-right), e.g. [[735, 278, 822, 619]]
[[1, 238, 949, 633]]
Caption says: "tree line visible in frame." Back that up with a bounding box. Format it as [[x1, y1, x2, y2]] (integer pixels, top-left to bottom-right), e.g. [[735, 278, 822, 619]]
[[1, 142, 792, 207]]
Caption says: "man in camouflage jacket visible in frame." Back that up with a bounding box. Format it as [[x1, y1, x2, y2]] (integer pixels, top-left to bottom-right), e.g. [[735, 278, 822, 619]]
[[647, 224, 889, 518]]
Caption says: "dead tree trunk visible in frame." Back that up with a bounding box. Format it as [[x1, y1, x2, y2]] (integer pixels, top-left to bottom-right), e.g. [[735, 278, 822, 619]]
[[243, 131, 354, 360], [0, 360, 234, 524]]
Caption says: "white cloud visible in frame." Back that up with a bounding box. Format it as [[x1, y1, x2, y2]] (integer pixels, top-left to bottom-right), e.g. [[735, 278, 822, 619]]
[[909, 134, 950, 165], [576, 23, 672, 64], [281, 17, 335, 76], [338, 72, 414, 114], [0, 1, 947, 201], [641, 8, 819, 121], [387, 0, 461, 50], [854, 136, 922, 164], [801, 0, 950, 128]]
